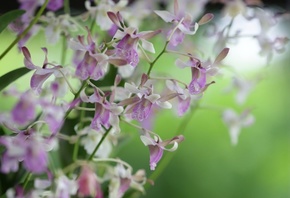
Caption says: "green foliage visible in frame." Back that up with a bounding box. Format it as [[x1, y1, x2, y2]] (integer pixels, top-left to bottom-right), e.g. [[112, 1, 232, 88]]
[[0, 10, 25, 34], [0, 67, 30, 92]]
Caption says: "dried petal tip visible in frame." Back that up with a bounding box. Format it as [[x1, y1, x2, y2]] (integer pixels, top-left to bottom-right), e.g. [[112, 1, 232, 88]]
[[107, 11, 122, 28], [140, 73, 148, 87], [214, 48, 230, 64], [198, 13, 214, 25]]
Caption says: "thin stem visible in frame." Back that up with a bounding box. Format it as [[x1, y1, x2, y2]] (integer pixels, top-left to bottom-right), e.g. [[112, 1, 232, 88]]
[[72, 102, 87, 161], [0, 0, 49, 61], [166, 50, 192, 58], [22, 172, 32, 190], [57, 133, 77, 143], [149, 76, 188, 87], [120, 118, 158, 137], [60, 35, 68, 66], [26, 120, 47, 130], [146, 19, 185, 76], [86, 86, 112, 94], [92, 158, 133, 172], [227, 34, 256, 39], [146, 41, 169, 76], [57, 69, 76, 94], [87, 80, 105, 95], [138, 43, 152, 63], [167, 18, 184, 42], [63, 160, 87, 174], [73, 106, 95, 111], [87, 126, 112, 161], [64, 0, 70, 15]]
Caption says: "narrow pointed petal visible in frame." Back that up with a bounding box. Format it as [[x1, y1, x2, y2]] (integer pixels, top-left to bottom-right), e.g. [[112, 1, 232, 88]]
[[198, 13, 214, 25], [22, 47, 36, 70], [107, 11, 122, 28], [154, 10, 176, 22], [175, 59, 189, 69], [214, 48, 230, 64]]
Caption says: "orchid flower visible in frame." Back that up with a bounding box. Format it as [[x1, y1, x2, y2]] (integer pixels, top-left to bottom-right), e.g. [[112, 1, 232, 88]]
[[140, 129, 184, 170], [118, 74, 173, 121], [22, 47, 64, 94], [166, 79, 191, 116], [0, 130, 48, 173], [69, 27, 126, 80], [155, 0, 213, 46], [175, 56, 208, 95], [80, 88, 123, 133], [77, 165, 103, 198], [109, 164, 147, 198], [222, 109, 255, 145], [107, 11, 161, 71]]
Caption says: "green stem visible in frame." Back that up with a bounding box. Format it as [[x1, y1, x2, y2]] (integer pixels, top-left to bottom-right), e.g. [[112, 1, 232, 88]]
[[0, 0, 49, 61], [64, 0, 70, 15], [88, 126, 112, 161], [72, 138, 80, 162], [61, 35, 68, 66], [90, 13, 96, 32], [146, 41, 169, 76], [22, 172, 32, 190], [72, 102, 86, 161]]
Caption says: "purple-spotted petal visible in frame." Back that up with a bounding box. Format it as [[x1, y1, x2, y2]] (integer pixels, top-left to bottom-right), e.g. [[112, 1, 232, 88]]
[[31, 70, 54, 94], [148, 145, 163, 170], [75, 52, 97, 80], [129, 100, 152, 121]]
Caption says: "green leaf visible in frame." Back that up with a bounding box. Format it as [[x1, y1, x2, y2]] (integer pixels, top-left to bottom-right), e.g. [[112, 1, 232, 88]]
[[0, 67, 30, 92], [0, 10, 25, 34]]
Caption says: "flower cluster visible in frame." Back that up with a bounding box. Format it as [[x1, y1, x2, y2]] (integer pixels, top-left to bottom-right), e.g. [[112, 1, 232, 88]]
[[0, 0, 288, 197]]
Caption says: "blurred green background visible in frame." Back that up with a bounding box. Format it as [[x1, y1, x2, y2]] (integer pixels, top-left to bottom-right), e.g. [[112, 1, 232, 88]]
[[0, 17, 290, 198]]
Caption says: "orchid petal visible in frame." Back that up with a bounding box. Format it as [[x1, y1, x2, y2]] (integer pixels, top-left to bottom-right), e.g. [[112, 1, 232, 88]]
[[148, 145, 163, 170], [198, 13, 214, 25], [141, 39, 155, 53], [140, 135, 156, 146], [154, 10, 176, 22], [177, 22, 198, 35], [175, 59, 189, 69], [214, 48, 230, 64], [22, 47, 37, 70], [146, 94, 160, 103], [156, 101, 172, 109]]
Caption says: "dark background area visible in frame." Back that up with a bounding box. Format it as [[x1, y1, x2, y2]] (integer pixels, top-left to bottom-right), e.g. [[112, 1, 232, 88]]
[[0, 0, 290, 15]]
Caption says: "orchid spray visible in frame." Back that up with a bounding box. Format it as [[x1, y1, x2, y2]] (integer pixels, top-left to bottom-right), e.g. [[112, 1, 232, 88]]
[[0, 0, 289, 197]]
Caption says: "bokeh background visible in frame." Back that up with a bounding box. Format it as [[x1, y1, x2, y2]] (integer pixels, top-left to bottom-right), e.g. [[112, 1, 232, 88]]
[[0, 1, 290, 198]]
